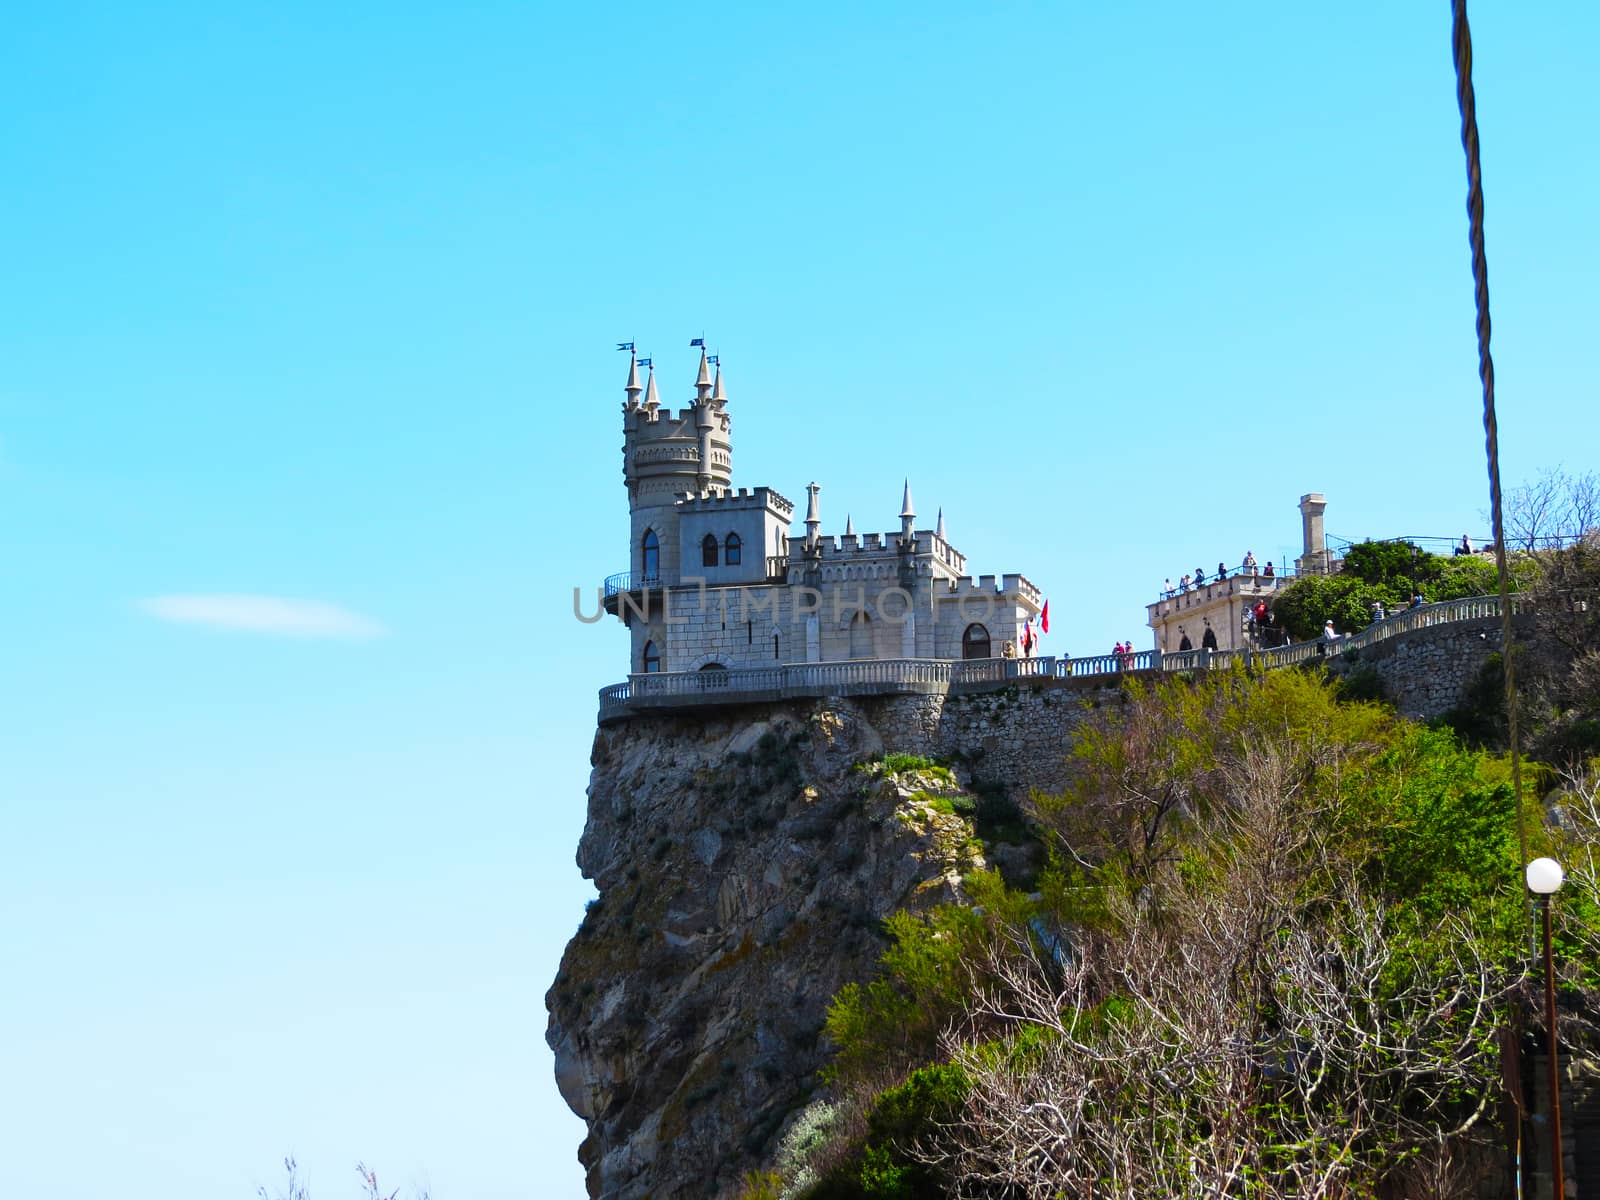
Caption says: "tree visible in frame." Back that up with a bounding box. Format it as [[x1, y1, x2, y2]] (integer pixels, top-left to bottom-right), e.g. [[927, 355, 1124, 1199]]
[[801, 671, 1575, 1199], [1501, 466, 1600, 551], [1264, 572, 1385, 640], [1519, 530, 1600, 760]]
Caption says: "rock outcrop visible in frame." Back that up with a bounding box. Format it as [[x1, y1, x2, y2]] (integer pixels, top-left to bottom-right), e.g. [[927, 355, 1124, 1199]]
[[549, 616, 1539, 1197], [546, 700, 989, 1199]]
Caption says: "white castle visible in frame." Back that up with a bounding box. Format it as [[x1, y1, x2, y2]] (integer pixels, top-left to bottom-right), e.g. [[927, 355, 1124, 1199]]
[[602, 349, 1043, 674]]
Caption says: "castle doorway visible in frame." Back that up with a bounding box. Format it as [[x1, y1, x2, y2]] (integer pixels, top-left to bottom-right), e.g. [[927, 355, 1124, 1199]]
[[1202, 628, 1218, 650], [962, 623, 992, 659]]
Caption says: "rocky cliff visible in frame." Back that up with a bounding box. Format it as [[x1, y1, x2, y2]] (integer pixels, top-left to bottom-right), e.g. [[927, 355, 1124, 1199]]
[[544, 698, 1019, 1199], [545, 627, 1508, 1198]]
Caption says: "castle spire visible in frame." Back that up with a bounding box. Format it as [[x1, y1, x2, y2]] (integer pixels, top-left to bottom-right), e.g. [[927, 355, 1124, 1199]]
[[804, 482, 821, 550], [624, 354, 642, 407], [643, 363, 660, 411], [844, 513, 855, 537], [935, 507, 946, 540], [711, 360, 726, 405], [695, 347, 713, 400], [900, 479, 915, 542]]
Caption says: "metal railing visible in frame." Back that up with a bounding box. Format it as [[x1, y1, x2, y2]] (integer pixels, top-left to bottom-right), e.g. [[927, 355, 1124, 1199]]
[[597, 593, 1527, 721], [1158, 564, 1297, 601], [602, 571, 662, 598]]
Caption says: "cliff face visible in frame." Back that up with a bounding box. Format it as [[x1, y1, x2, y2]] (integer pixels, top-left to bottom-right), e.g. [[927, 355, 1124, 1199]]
[[546, 700, 991, 1200], [548, 627, 1521, 1197]]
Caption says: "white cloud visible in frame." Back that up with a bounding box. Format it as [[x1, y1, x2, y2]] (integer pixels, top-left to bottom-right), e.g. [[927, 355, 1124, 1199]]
[[141, 594, 385, 639]]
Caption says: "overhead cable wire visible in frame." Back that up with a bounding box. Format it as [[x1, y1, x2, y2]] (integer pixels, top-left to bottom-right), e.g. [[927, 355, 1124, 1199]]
[[1450, 3, 1530, 879]]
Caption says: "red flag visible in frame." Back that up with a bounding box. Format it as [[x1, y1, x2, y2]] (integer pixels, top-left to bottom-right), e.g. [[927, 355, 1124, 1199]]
[[1040, 600, 1050, 634]]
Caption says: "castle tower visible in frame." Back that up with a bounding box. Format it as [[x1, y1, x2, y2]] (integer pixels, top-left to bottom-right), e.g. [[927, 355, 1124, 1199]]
[[620, 352, 734, 587]]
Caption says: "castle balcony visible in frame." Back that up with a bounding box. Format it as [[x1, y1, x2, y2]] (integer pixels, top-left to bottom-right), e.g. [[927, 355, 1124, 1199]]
[[601, 569, 665, 617]]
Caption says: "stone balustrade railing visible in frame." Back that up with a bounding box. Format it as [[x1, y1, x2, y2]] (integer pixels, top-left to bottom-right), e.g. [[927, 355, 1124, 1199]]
[[597, 593, 1529, 723]]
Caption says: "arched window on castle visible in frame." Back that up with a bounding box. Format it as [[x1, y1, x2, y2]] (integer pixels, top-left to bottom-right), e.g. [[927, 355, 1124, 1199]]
[[1202, 627, 1218, 650], [702, 533, 719, 568], [962, 623, 992, 660], [641, 529, 659, 581], [724, 532, 742, 566], [642, 640, 660, 673]]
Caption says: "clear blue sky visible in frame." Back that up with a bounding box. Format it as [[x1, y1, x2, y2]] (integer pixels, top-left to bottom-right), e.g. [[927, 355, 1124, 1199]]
[[2, 4, 1595, 1198]]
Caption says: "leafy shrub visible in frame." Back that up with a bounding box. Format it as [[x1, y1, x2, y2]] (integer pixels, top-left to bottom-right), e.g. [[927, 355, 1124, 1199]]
[[1332, 664, 1387, 704], [865, 1063, 970, 1147], [855, 1145, 911, 1199], [1272, 573, 1395, 640], [735, 1171, 784, 1200], [874, 753, 954, 783], [1341, 539, 1434, 589], [925, 793, 976, 818]]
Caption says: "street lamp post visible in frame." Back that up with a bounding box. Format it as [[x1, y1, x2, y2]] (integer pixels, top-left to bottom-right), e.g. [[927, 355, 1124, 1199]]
[[1526, 856, 1566, 1198]]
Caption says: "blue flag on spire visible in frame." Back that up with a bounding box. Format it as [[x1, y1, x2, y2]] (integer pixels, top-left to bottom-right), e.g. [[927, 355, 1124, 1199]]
[[689, 337, 705, 348], [616, 341, 634, 352], [637, 357, 652, 369]]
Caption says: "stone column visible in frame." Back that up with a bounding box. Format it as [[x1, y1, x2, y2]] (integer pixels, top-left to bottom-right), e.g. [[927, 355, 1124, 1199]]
[[1297, 493, 1328, 575]]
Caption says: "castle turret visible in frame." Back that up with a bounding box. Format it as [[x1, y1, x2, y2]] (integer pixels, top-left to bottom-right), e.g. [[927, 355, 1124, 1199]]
[[695, 347, 713, 401], [621, 353, 734, 589], [899, 479, 916, 543], [623, 353, 642, 410], [694, 349, 717, 493], [804, 483, 821, 551]]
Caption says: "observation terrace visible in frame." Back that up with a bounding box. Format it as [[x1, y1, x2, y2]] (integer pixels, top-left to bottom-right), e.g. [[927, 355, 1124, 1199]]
[[597, 593, 1528, 724]]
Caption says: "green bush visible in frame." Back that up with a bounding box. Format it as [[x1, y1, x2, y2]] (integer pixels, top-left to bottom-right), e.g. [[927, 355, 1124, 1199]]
[[735, 1171, 784, 1200], [861, 752, 955, 784], [866, 1063, 971, 1147], [925, 794, 977, 818], [856, 1146, 911, 1199], [1341, 539, 1434, 589], [1272, 573, 1394, 640]]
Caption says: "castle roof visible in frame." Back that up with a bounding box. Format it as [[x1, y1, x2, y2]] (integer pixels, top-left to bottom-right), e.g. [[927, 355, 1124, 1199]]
[[695, 348, 712, 398], [624, 353, 642, 401]]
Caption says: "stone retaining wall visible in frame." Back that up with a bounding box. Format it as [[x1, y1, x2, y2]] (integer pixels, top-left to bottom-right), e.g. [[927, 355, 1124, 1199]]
[[1319, 615, 1517, 721]]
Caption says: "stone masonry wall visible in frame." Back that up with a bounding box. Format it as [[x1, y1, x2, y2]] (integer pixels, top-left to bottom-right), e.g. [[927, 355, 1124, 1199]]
[[1318, 615, 1511, 721]]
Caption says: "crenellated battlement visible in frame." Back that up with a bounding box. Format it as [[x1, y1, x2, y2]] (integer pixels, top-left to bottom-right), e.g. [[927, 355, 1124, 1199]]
[[678, 486, 794, 518], [624, 405, 729, 436], [625, 405, 728, 429], [810, 529, 950, 558], [941, 572, 1041, 604]]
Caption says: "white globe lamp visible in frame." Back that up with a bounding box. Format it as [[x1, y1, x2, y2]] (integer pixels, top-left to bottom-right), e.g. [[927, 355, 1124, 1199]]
[[1526, 856, 1565, 895]]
